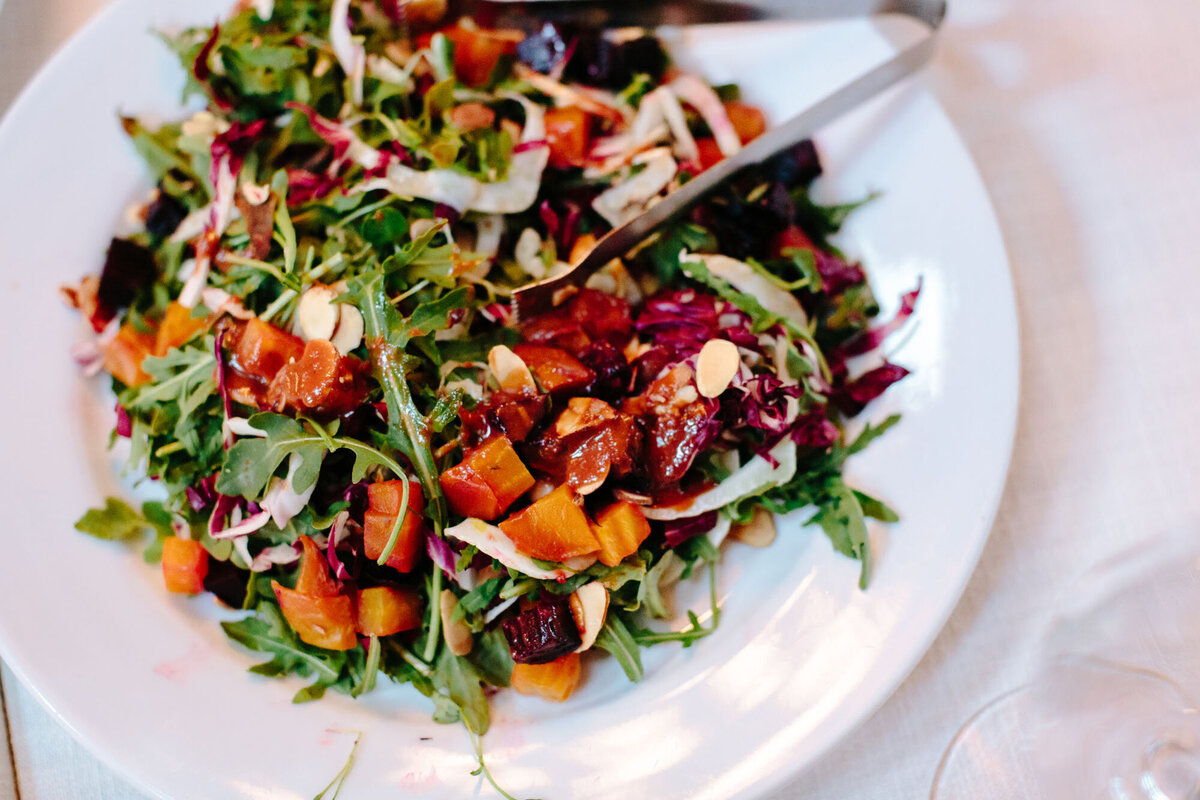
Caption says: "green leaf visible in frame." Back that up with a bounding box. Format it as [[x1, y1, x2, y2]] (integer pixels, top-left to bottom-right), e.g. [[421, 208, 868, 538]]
[[854, 490, 899, 523], [221, 603, 345, 686], [681, 255, 800, 337], [846, 414, 901, 456], [637, 552, 677, 619], [645, 223, 717, 283], [809, 479, 872, 589], [359, 206, 409, 252], [403, 286, 472, 342], [216, 413, 325, 500], [594, 614, 643, 682], [457, 577, 503, 618], [75, 497, 154, 541], [353, 274, 446, 534], [312, 731, 362, 800], [131, 343, 217, 411], [352, 635, 381, 697], [467, 629, 514, 688], [432, 649, 490, 735], [271, 169, 298, 273]]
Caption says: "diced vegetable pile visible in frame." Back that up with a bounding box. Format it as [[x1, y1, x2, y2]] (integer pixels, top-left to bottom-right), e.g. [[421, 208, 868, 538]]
[[66, 0, 917, 787]]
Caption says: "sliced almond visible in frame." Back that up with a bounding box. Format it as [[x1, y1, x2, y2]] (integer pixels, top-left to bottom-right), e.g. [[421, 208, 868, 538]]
[[569, 582, 609, 653], [575, 467, 610, 497], [562, 553, 599, 572], [730, 507, 776, 548], [695, 339, 740, 398], [295, 285, 340, 341], [553, 396, 616, 437], [529, 480, 556, 502], [487, 344, 537, 393], [440, 589, 474, 656], [240, 182, 271, 206], [330, 304, 364, 355]]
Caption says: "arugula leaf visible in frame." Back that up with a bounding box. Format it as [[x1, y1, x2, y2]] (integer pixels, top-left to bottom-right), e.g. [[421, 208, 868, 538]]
[[312, 731, 362, 800], [457, 577, 503, 619], [132, 343, 216, 411], [854, 490, 899, 523], [216, 413, 325, 499], [216, 412, 406, 501], [467, 628, 514, 689], [809, 479, 871, 590], [645, 222, 717, 283], [432, 648, 489, 735], [75, 498, 159, 541], [352, 635, 381, 698], [222, 602, 344, 689], [352, 272, 446, 534], [594, 614, 644, 682], [681, 254, 808, 339], [636, 552, 677, 619], [847, 413, 901, 456]]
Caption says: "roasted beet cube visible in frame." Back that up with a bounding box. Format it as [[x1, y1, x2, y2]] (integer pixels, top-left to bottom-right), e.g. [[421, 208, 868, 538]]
[[145, 189, 188, 241], [520, 305, 591, 355], [570, 288, 633, 345], [460, 390, 547, 447], [202, 558, 250, 609], [502, 598, 582, 665], [97, 238, 157, 319], [579, 340, 632, 400], [516, 22, 569, 73]]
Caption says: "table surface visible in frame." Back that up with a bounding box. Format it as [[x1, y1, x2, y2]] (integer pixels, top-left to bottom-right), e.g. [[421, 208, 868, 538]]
[[4, 0, 1200, 797]]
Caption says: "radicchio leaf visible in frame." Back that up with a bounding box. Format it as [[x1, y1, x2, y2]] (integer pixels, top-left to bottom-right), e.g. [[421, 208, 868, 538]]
[[832, 281, 922, 359], [833, 363, 911, 416], [662, 510, 719, 548]]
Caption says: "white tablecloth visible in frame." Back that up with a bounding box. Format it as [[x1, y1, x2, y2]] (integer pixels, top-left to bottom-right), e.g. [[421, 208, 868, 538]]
[[4, 0, 1200, 797]]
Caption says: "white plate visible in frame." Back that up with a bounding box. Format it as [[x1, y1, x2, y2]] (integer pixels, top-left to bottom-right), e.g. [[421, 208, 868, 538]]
[[0, 3, 1017, 799]]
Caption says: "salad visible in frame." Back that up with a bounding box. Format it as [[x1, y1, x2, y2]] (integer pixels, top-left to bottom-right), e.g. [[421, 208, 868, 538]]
[[64, 0, 917, 793]]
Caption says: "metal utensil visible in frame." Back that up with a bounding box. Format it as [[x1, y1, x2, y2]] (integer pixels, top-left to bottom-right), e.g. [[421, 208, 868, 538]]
[[500, 0, 946, 321]]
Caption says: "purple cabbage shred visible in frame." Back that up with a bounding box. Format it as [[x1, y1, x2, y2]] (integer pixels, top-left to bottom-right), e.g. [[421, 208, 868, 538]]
[[663, 511, 720, 548]]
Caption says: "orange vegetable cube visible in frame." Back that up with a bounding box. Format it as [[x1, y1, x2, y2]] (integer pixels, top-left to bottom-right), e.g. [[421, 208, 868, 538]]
[[294, 534, 340, 598], [266, 338, 368, 416], [591, 501, 652, 567], [511, 652, 581, 702], [440, 467, 502, 520], [432, 25, 521, 87], [499, 485, 599, 562], [367, 479, 425, 517], [103, 322, 157, 387], [441, 436, 535, 520], [544, 106, 591, 168], [695, 137, 723, 171], [468, 436, 537, 509], [447, 102, 496, 132], [511, 344, 594, 394], [724, 101, 767, 144], [154, 301, 207, 356], [363, 480, 425, 572], [161, 537, 208, 595], [772, 224, 815, 258], [272, 581, 357, 650], [235, 317, 304, 382], [354, 586, 423, 637]]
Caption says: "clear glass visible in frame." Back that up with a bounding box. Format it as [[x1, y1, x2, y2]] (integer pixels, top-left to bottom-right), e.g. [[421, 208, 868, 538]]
[[931, 530, 1200, 799]]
